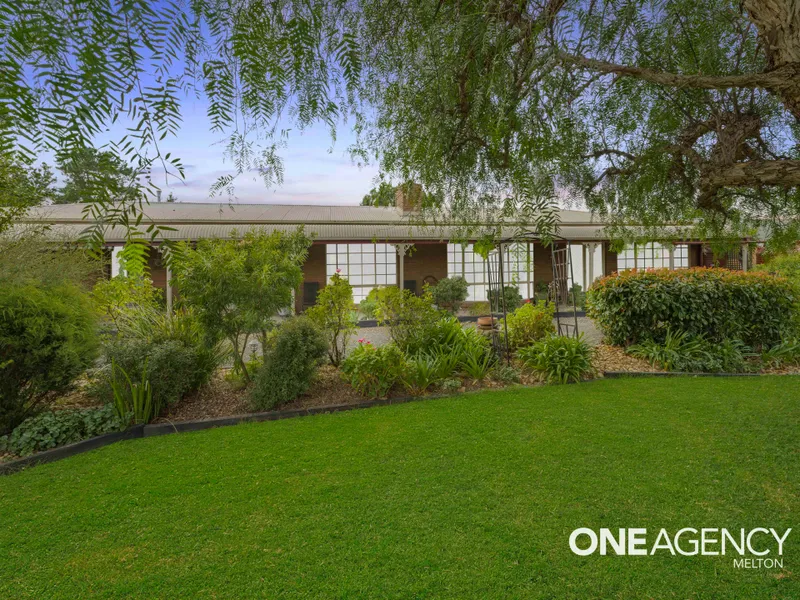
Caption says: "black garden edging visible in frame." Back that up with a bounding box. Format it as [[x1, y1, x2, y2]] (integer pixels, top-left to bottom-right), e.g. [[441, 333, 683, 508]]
[[0, 394, 445, 475], [5, 369, 783, 475], [0, 425, 145, 476]]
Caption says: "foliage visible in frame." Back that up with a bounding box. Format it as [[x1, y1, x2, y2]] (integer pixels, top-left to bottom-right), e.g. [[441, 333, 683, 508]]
[[519, 335, 594, 384], [0, 155, 55, 233], [488, 286, 523, 314], [340, 342, 406, 398], [373, 287, 442, 354], [755, 252, 800, 332], [0, 228, 101, 289], [468, 301, 491, 316], [439, 378, 462, 393], [92, 276, 163, 329], [2, 1, 800, 252], [94, 304, 224, 409], [430, 277, 469, 313], [0, 282, 98, 435], [492, 364, 521, 385], [459, 342, 496, 382], [306, 272, 358, 366], [402, 354, 443, 397], [361, 182, 396, 207], [358, 287, 382, 319], [250, 318, 327, 411], [427, 346, 462, 381], [569, 284, 587, 311], [171, 228, 311, 382], [627, 329, 757, 373], [110, 361, 157, 425], [761, 338, 800, 369], [1, 405, 123, 457], [97, 338, 207, 409], [586, 268, 798, 348], [54, 148, 138, 205], [501, 302, 556, 351]]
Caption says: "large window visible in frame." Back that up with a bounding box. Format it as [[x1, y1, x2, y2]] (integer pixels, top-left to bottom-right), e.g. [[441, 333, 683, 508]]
[[617, 242, 688, 271], [447, 243, 534, 301], [326, 243, 397, 303]]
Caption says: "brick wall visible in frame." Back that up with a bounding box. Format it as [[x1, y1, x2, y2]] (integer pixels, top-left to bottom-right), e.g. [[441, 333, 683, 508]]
[[296, 243, 327, 313], [603, 242, 618, 275], [532, 242, 553, 287], [402, 243, 447, 292]]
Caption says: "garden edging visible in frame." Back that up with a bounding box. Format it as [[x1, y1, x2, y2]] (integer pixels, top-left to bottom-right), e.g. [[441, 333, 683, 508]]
[[0, 425, 145, 476]]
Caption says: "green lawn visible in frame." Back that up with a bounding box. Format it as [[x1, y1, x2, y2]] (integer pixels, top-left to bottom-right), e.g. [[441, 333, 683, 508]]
[[1, 377, 798, 599]]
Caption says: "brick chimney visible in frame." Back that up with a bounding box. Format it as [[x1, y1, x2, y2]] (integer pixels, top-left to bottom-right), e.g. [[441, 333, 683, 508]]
[[395, 182, 424, 213]]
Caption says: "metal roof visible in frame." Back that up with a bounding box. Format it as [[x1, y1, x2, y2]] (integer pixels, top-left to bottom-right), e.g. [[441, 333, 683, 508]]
[[19, 202, 652, 243]]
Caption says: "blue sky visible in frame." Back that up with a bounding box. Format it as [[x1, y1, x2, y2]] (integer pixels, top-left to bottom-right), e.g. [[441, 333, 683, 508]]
[[138, 96, 382, 205]]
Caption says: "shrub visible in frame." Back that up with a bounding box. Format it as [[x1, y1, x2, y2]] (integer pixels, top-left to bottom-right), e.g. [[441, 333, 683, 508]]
[[92, 276, 163, 330], [340, 342, 406, 398], [492, 364, 521, 384], [459, 341, 496, 381], [0, 282, 98, 435], [761, 338, 800, 369], [428, 345, 462, 379], [373, 286, 443, 354], [306, 272, 358, 366], [431, 276, 469, 313], [439, 378, 462, 393], [755, 252, 800, 333], [488, 285, 523, 313], [171, 228, 311, 382], [358, 287, 382, 319], [94, 306, 226, 409], [501, 302, 555, 350], [97, 338, 206, 408], [1, 405, 123, 457], [250, 318, 327, 410], [519, 335, 594, 384], [586, 268, 798, 348], [402, 354, 442, 396], [468, 301, 491, 316], [628, 330, 755, 373], [569, 283, 587, 310]]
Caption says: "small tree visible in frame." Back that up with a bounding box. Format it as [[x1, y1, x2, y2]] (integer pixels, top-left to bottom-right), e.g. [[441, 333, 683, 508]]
[[92, 276, 162, 330], [430, 276, 469, 313], [171, 228, 311, 383], [305, 272, 357, 366]]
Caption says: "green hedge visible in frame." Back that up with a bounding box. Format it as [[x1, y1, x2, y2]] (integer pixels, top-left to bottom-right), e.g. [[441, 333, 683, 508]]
[[586, 268, 798, 347]]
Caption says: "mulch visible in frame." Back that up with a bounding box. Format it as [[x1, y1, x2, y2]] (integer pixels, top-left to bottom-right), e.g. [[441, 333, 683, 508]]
[[592, 344, 662, 374]]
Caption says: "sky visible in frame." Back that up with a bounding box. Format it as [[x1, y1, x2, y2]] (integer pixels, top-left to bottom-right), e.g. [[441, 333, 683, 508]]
[[122, 91, 382, 206], [152, 98, 382, 205]]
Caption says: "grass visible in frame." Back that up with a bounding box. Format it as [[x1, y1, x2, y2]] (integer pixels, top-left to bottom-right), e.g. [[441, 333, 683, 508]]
[[1, 377, 798, 599]]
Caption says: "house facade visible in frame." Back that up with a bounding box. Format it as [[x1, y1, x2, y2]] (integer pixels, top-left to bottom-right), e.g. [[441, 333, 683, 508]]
[[24, 190, 755, 313]]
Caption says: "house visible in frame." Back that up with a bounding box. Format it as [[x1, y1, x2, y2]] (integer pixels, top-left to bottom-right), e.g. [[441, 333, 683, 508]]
[[22, 186, 755, 313]]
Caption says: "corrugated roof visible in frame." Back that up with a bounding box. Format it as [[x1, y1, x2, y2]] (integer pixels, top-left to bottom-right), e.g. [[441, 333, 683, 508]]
[[20, 202, 683, 243]]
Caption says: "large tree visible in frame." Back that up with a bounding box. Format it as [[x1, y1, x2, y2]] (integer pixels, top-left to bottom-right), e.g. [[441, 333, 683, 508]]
[[1, 1, 798, 246], [54, 148, 139, 205]]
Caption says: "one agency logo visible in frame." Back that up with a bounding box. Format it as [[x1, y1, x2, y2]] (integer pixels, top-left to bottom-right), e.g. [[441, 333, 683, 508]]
[[569, 528, 792, 569]]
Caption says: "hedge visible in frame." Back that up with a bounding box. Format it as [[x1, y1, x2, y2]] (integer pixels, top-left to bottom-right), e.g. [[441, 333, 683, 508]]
[[586, 268, 798, 347]]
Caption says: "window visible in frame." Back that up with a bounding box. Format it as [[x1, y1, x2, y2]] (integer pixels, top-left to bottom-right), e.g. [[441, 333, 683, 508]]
[[448, 242, 534, 301], [617, 243, 689, 271], [326, 243, 397, 303]]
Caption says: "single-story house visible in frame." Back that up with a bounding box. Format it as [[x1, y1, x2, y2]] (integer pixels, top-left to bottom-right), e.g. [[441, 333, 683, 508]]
[[22, 187, 756, 313]]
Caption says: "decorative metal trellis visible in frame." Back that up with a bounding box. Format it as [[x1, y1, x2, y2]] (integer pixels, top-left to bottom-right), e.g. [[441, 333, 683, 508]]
[[550, 241, 580, 338], [485, 234, 580, 364]]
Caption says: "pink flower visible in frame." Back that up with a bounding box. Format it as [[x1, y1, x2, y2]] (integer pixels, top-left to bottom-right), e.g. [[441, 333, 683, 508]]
[[336, 268, 341, 273]]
